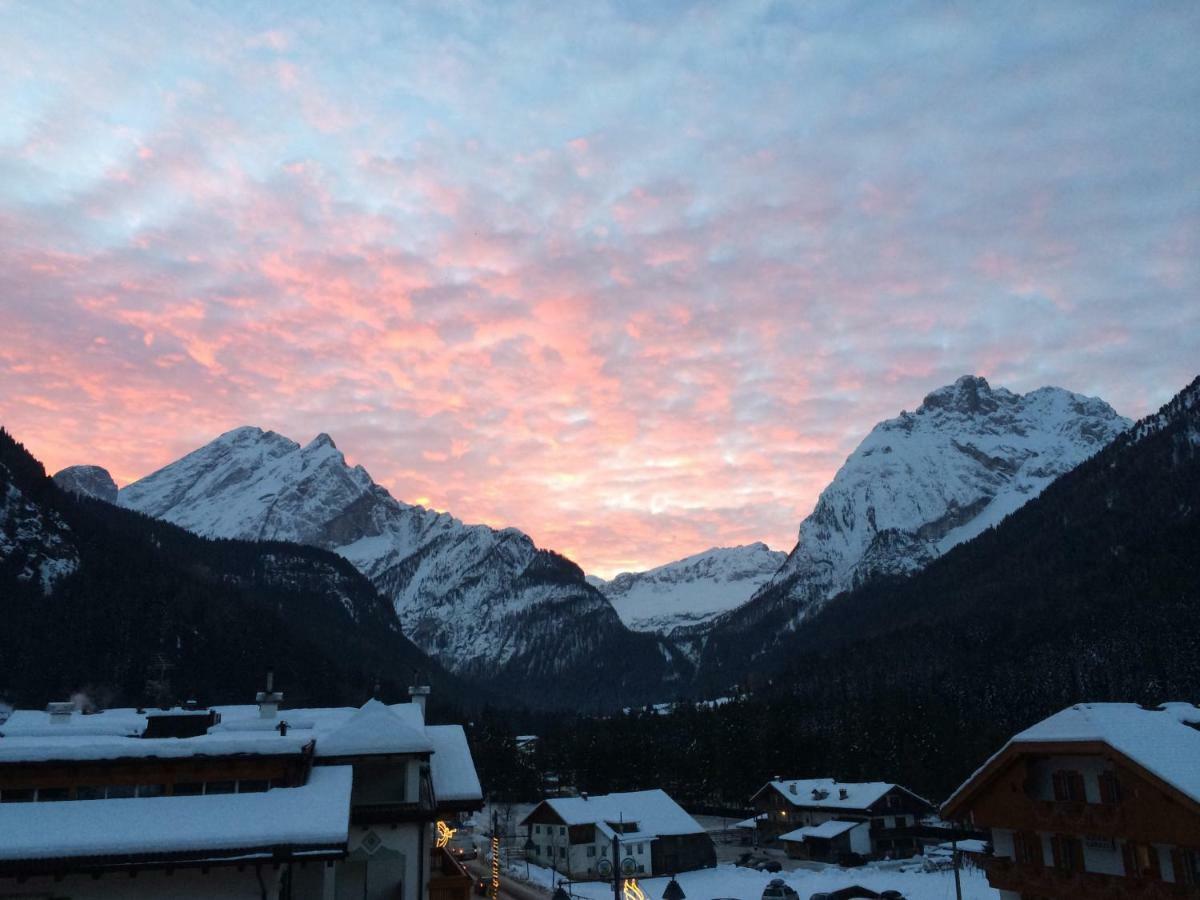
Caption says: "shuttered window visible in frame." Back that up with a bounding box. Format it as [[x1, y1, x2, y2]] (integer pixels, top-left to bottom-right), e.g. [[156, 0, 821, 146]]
[[1098, 771, 1121, 805], [1051, 770, 1086, 802]]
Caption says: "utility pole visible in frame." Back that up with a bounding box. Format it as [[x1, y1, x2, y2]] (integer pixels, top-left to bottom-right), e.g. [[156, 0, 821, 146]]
[[952, 838, 962, 900], [611, 834, 621, 900]]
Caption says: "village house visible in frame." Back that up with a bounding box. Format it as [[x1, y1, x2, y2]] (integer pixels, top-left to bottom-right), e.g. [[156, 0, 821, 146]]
[[942, 702, 1200, 900], [0, 681, 482, 900], [520, 789, 715, 879], [750, 778, 935, 861]]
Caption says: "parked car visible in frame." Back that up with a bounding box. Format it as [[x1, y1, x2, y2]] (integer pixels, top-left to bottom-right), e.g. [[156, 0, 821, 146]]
[[808, 887, 886, 900], [737, 853, 769, 868], [756, 859, 783, 873], [835, 852, 867, 868], [453, 846, 479, 861], [761, 878, 799, 900]]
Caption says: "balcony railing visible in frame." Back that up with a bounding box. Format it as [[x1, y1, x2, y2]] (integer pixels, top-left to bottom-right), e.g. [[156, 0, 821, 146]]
[[981, 856, 1200, 899], [1027, 799, 1126, 835]]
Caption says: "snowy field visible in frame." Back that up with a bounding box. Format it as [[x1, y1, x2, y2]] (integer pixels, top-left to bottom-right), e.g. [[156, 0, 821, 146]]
[[510, 861, 998, 900]]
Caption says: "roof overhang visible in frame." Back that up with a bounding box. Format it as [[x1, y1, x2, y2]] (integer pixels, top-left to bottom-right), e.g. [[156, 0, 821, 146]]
[[941, 738, 1200, 821]]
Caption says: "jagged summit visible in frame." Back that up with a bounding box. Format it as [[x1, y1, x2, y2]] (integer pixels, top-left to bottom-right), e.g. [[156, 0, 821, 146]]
[[707, 376, 1131, 638], [115, 427, 688, 698]]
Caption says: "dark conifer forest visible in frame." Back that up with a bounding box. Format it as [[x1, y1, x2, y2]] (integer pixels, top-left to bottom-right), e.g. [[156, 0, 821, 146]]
[[472, 378, 1200, 804], [0, 428, 473, 717]]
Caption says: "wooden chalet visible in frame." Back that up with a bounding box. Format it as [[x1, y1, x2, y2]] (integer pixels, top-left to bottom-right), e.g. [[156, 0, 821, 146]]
[[942, 702, 1200, 900]]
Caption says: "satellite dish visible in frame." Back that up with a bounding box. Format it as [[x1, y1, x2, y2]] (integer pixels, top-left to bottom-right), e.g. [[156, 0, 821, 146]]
[[597, 858, 613, 876], [621, 857, 638, 875]]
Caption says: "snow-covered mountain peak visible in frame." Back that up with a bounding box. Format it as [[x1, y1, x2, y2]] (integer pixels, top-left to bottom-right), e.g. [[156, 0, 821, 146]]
[[721, 376, 1131, 633], [115, 427, 661, 687], [593, 542, 786, 635], [52, 465, 118, 503]]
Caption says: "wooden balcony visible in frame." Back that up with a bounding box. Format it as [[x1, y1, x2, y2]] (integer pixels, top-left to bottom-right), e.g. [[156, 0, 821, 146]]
[[429, 845, 474, 900], [981, 856, 1200, 899], [977, 799, 1128, 837]]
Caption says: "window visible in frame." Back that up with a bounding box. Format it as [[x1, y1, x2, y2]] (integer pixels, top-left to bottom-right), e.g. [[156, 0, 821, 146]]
[[205, 781, 235, 795], [1173, 849, 1200, 886], [587, 846, 596, 857], [535, 825, 542, 835], [1014, 832, 1042, 865], [1123, 842, 1162, 880], [1052, 770, 1086, 802], [105, 785, 135, 799], [638, 865, 645, 873], [637, 844, 644, 855], [136, 784, 165, 798], [75, 786, 104, 800], [559, 847, 566, 859], [1098, 771, 1121, 805], [237, 779, 269, 793], [37, 787, 69, 801], [560, 826, 566, 837], [172, 782, 203, 796], [1052, 835, 1084, 873], [0, 789, 34, 803]]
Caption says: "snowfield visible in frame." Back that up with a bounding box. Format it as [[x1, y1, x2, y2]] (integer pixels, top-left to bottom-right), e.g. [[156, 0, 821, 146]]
[[512, 861, 998, 900]]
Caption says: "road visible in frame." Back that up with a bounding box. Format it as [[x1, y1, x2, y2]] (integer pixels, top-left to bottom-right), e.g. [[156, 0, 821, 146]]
[[465, 859, 552, 900]]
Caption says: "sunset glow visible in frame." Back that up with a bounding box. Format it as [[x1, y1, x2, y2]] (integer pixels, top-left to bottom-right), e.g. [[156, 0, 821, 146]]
[[1, 3, 1197, 577]]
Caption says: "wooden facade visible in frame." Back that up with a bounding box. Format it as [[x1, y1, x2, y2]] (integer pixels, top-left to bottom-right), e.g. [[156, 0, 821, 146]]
[[944, 740, 1200, 899]]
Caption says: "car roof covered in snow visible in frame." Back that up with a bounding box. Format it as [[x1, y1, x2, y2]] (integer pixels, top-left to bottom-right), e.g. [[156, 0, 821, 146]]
[[521, 789, 705, 836], [943, 702, 1200, 817]]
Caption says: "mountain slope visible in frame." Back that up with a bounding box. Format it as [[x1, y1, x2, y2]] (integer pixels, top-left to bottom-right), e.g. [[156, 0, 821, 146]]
[[705, 376, 1129, 647], [117, 427, 690, 707], [527, 375, 1200, 802], [0, 428, 470, 713], [591, 543, 785, 635]]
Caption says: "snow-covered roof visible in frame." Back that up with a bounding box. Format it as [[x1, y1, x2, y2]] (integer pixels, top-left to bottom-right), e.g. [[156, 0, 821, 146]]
[[521, 790, 705, 836], [0, 698, 480, 811], [944, 702, 1200, 815], [778, 820, 865, 841], [0, 733, 311, 764], [427, 725, 483, 803], [314, 699, 433, 757], [756, 779, 927, 811], [0, 765, 353, 861]]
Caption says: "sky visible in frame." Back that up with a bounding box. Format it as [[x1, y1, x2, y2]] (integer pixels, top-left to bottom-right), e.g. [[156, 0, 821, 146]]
[[1, 1, 1197, 577]]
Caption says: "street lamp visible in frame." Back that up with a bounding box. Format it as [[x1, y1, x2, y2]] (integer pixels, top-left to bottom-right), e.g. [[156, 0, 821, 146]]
[[662, 877, 686, 900], [524, 835, 535, 880]]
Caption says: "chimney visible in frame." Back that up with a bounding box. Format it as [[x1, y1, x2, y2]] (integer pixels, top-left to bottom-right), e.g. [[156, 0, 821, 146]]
[[47, 701, 74, 725], [255, 669, 283, 719], [277, 720, 289, 737], [839, 788, 848, 800], [788, 783, 797, 795], [409, 684, 431, 719], [582, 792, 589, 801]]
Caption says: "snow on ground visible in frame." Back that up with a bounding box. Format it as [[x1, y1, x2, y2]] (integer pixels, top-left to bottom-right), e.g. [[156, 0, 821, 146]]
[[511, 861, 997, 900]]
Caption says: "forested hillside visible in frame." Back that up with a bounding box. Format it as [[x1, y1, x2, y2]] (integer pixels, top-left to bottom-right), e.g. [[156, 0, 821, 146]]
[[0, 428, 472, 715], [475, 377, 1200, 803]]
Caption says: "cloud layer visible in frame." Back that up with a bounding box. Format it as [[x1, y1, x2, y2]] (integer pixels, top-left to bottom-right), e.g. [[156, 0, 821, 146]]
[[2, 1, 1197, 576]]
